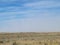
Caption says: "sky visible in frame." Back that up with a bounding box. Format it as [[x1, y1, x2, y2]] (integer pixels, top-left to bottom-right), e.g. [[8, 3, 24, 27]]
[[0, 0, 60, 32]]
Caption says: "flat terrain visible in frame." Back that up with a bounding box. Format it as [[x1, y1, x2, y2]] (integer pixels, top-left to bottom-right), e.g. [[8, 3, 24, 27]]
[[0, 32, 60, 45]]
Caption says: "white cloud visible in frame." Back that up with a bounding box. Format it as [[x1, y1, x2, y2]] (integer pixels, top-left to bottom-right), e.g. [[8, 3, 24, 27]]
[[0, 0, 59, 18], [24, 1, 60, 9], [0, 6, 23, 12], [0, 7, 59, 21], [0, 10, 37, 20]]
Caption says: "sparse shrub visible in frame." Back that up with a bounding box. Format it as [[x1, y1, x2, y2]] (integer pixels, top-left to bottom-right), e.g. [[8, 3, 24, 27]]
[[0, 41, 4, 43], [25, 44, 28, 45], [31, 39, 34, 40], [13, 42, 17, 45], [44, 43, 47, 45], [39, 42, 41, 44]]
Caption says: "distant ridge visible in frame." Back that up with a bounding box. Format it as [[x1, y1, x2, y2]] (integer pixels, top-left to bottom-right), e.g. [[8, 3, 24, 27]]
[[0, 32, 60, 35]]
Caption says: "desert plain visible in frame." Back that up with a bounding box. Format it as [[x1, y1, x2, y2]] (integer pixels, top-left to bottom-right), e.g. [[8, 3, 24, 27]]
[[0, 32, 60, 45]]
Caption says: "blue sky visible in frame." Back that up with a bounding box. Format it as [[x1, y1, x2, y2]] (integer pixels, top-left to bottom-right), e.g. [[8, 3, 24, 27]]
[[0, 0, 60, 32]]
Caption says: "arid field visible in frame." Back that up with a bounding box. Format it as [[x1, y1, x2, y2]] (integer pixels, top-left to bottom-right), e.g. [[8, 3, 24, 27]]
[[0, 32, 60, 45]]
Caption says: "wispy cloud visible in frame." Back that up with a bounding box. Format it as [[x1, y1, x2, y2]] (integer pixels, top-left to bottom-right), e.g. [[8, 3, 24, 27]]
[[0, 0, 60, 32], [0, 9, 59, 21], [24, 1, 60, 9]]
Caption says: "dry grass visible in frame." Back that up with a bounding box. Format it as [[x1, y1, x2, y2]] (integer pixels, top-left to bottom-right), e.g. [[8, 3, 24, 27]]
[[0, 32, 60, 45]]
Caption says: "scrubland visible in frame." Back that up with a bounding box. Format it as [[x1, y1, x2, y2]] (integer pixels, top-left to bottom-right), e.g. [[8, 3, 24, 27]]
[[0, 32, 60, 45]]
